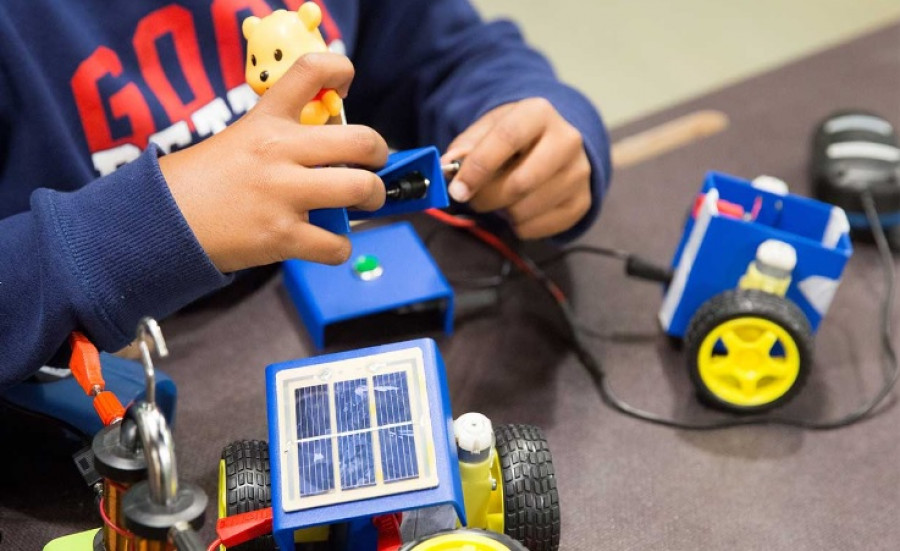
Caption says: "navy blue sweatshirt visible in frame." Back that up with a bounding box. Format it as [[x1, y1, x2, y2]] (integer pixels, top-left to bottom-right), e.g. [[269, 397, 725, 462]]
[[0, 0, 611, 387]]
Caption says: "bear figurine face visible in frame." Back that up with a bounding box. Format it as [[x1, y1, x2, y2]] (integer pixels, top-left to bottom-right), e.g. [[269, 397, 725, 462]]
[[242, 4, 328, 95]]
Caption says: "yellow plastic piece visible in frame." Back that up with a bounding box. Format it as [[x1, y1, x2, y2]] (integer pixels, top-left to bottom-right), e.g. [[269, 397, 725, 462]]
[[218, 459, 227, 520], [300, 100, 332, 125], [406, 531, 514, 551], [697, 316, 801, 407], [321, 89, 344, 116], [459, 450, 504, 534], [294, 525, 330, 543], [738, 262, 790, 296], [486, 451, 505, 533], [43, 529, 101, 551], [218, 459, 227, 550], [242, 3, 343, 125]]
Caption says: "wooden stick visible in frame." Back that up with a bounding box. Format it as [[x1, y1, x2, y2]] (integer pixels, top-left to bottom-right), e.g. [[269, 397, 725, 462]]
[[611, 110, 730, 170]]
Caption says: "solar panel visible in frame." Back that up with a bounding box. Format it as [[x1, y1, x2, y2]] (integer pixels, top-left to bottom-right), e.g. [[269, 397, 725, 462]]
[[275, 347, 439, 512], [379, 424, 419, 483]]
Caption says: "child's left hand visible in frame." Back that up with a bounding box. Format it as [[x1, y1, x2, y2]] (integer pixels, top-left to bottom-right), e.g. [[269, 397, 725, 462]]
[[441, 98, 592, 239]]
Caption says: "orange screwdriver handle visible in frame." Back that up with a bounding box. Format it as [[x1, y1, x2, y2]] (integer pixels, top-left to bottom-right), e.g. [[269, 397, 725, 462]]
[[69, 331, 104, 395]]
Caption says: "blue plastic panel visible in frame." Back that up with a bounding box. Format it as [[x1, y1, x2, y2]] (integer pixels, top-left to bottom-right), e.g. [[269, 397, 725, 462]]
[[309, 208, 351, 235], [283, 222, 454, 349], [267, 339, 465, 551]]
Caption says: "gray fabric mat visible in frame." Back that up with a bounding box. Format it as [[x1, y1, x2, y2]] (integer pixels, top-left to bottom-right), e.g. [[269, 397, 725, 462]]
[[3, 22, 899, 551]]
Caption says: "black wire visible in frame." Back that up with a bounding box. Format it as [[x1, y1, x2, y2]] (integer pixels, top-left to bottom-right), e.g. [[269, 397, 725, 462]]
[[447, 243, 629, 290], [447, 260, 512, 289], [482, 190, 897, 430], [536, 244, 631, 268]]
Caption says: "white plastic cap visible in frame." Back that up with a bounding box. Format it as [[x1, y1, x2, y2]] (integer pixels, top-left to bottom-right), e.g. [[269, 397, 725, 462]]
[[454, 412, 494, 454], [751, 175, 789, 196], [756, 239, 797, 272]]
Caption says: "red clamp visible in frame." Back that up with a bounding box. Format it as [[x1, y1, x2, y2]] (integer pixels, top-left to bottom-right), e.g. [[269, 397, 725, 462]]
[[216, 507, 273, 548], [68, 332, 125, 425], [374, 513, 403, 551], [692, 193, 745, 220], [70, 332, 104, 394]]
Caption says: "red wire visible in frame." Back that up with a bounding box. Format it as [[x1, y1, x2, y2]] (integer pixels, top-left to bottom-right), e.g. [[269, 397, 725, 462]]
[[208, 538, 223, 551], [424, 209, 568, 303], [98, 496, 136, 543], [425, 208, 477, 228], [750, 195, 763, 221]]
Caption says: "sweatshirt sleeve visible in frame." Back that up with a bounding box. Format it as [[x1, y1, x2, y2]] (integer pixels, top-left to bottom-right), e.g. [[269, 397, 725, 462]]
[[346, 0, 612, 242], [0, 147, 231, 389]]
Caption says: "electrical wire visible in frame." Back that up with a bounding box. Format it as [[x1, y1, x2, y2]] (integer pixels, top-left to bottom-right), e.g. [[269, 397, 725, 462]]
[[427, 191, 898, 430], [98, 496, 136, 543], [536, 244, 631, 267]]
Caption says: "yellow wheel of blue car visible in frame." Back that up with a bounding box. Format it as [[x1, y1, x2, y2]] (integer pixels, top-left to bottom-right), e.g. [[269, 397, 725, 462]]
[[399, 529, 527, 551], [686, 290, 812, 412]]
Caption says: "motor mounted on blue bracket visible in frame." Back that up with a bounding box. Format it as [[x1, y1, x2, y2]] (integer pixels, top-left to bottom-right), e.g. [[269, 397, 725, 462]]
[[309, 146, 451, 234]]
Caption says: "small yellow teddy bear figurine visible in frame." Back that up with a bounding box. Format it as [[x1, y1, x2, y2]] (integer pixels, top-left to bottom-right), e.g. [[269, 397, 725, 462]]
[[242, 2, 344, 125]]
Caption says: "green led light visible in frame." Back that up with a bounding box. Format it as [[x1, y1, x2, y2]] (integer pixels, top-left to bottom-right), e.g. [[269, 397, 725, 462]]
[[352, 254, 383, 280]]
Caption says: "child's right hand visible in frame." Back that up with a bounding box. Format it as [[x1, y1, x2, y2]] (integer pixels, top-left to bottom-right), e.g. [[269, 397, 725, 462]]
[[160, 53, 387, 273]]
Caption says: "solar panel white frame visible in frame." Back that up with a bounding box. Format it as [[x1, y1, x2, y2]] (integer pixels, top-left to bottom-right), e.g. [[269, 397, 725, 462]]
[[275, 346, 439, 512]]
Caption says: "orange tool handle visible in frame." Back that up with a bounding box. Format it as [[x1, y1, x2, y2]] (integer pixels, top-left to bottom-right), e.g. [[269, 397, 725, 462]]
[[69, 332, 104, 395]]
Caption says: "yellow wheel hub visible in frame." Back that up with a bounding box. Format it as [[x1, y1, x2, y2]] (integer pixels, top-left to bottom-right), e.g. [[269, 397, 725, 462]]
[[407, 532, 513, 551], [697, 316, 800, 407]]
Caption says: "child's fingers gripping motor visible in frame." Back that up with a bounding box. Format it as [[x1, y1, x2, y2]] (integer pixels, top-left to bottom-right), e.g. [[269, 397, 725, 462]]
[[467, 131, 568, 214], [256, 52, 355, 120], [510, 190, 591, 239], [503, 149, 590, 226], [290, 223, 353, 265], [292, 125, 389, 169], [296, 167, 386, 212], [449, 100, 550, 203]]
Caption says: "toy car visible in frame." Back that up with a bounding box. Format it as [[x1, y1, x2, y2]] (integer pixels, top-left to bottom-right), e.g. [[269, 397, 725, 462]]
[[660, 172, 853, 412], [217, 339, 560, 550]]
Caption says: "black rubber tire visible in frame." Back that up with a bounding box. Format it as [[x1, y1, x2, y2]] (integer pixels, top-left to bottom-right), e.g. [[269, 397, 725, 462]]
[[221, 440, 275, 551], [399, 528, 527, 551], [685, 289, 813, 413], [494, 425, 560, 551]]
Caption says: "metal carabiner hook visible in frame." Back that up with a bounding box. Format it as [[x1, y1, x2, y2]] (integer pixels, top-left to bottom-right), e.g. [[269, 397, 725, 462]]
[[136, 317, 168, 407]]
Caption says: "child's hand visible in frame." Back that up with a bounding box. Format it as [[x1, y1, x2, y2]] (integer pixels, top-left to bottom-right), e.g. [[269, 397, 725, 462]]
[[442, 98, 591, 239], [160, 53, 387, 273]]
